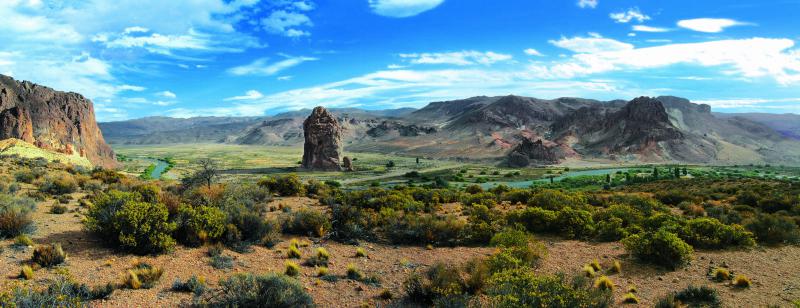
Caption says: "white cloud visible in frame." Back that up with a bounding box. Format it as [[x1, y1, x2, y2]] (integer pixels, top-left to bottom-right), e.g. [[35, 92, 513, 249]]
[[293, 1, 315, 11], [677, 18, 748, 33], [524, 48, 544, 56], [157, 91, 177, 98], [693, 98, 800, 109], [549, 33, 633, 54], [368, 0, 445, 18], [534, 36, 800, 85], [117, 85, 146, 92], [277, 76, 293, 81], [228, 56, 318, 76], [387, 64, 406, 69], [400, 51, 512, 66], [225, 90, 265, 101], [610, 8, 650, 23], [633, 25, 671, 33], [577, 0, 597, 9], [261, 10, 313, 37], [94, 29, 213, 54]]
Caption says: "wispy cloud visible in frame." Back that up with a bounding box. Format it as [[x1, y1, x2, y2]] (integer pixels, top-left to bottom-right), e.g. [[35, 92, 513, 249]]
[[227, 55, 318, 76], [400, 51, 512, 66], [610, 8, 650, 23], [368, 0, 445, 18], [633, 25, 671, 33], [225, 90, 264, 101], [577, 0, 598, 9], [261, 10, 313, 37], [524, 48, 544, 56], [533, 36, 800, 85], [677, 18, 750, 33], [157, 91, 177, 98]]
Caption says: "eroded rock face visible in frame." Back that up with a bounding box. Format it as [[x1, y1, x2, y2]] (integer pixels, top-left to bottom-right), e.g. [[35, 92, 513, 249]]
[[342, 156, 354, 171], [0, 106, 35, 143], [507, 138, 565, 167], [302, 107, 342, 171], [0, 75, 117, 168]]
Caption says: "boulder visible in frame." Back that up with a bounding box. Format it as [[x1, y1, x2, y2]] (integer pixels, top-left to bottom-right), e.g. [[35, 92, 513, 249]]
[[301, 107, 342, 171], [342, 156, 354, 171]]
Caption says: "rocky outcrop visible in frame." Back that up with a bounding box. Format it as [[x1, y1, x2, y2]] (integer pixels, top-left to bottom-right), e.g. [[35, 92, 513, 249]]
[[0, 75, 117, 168], [366, 121, 437, 138], [301, 107, 342, 171], [0, 106, 35, 143], [507, 138, 565, 167], [342, 156, 354, 171]]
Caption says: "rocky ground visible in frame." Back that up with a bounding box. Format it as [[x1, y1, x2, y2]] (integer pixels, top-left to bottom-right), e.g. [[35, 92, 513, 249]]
[[0, 195, 798, 307]]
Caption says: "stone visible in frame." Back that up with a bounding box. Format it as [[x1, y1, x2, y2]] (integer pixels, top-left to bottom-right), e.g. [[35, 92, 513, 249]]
[[301, 106, 342, 171], [342, 156, 354, 171], [0, 74, 117, 168], [507, 138, 564, 167]]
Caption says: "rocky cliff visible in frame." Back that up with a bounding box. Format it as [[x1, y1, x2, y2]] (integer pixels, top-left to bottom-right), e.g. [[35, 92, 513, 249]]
[[301, 107, 342, 171], [0, 75, 117, 168]]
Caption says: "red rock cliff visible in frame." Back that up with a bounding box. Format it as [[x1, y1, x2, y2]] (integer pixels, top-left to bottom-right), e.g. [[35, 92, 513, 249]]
[[0, 74, 117, 168]]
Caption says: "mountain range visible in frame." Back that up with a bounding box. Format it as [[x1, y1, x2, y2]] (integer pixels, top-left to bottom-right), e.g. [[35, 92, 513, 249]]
[[100, 95, 800, 166]]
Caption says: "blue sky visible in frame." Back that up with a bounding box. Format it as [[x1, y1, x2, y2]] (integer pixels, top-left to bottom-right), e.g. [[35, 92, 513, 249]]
[[2, 0, 800, 121]]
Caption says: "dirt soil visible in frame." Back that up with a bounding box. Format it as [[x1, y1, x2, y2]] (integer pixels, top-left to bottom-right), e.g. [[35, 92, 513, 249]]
[[1, 196, 798, 307]]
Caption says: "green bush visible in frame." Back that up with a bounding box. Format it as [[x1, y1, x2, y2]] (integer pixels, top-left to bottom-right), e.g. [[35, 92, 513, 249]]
[[487, 229, 547, 272], [681, 218, 755, 249], [32, 243, 67, 267], [39, 175, 78, 195], [486, 270, 612, 308], [14, 169, 40, 184], [0, 194, 36, 238], [85, 191, 176, 254], [556, 208, 595, 239], [528, 189, 587, 211], [655, 285, 721, 308], [174, 205, 227, 247], [0, 275, 114, 306], [595, 217, 628, 241], [172, 275, 206, 296], [223, 206, 280, 248], [284, 208, 331, 237], [258, 174, 305, 197], [211, 273, 314, 307], [622, 229, 693, 269], [506, 207, 557, 233], [383, 212, 466, 246], [744, 213, 800, 245]]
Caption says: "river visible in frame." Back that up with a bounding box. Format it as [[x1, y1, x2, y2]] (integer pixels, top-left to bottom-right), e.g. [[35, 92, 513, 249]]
[[481, 168, 631, 189]]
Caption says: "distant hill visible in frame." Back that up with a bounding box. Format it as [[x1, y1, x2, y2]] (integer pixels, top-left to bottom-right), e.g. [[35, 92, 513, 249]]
[[715, 112, 800, 140], [99, 96, 800, 165]]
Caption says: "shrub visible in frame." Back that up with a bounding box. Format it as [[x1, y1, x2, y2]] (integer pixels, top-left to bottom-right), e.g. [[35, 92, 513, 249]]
[[19, 265, 34, 280], [744, 213, 800, 245], [259, 174, 305, 197], [224, 208, 279, 248], [355, 247, 367, 258], [506, 207, 557, 233], [711, 267, 731, 281], [212, 273, 314, 307], [556, 208, 595, 239], [32, 243, 67, 267], [306, 247, 330, 266], [85, 191, 176, 254], [733, 275, 751, 288], [346, 263, 363, 280], [622, 229, 693, 269], [0, 194, 36, 238], [582, 264, 595, 277], [316, 266, 329, 277], [13, 234, 33, 247], [379, 289, 393, 300], [211, 254, 234, 269], [487, 229, 547, 272], [123, 262, 164, 289], [172, 275, 206, 296], [595, 217, 628, 241], [287, 243, 302, 259], [39, 175, 78, 195], [174, 205, 227, 247], [589, 259, 602, 272], [284, 208, 330, 237], [285, 261, 300, 277], [609, 260, 621, 274], [486, 269, 612, 308], [528, 189, 587, 211], [50, 204, 68, 214], [622, 292, 639, 304], [656, 285, 721, 308], [681, 218, 755, 249], [0, 275, 114, 306], [593, 276, 614, 291]]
